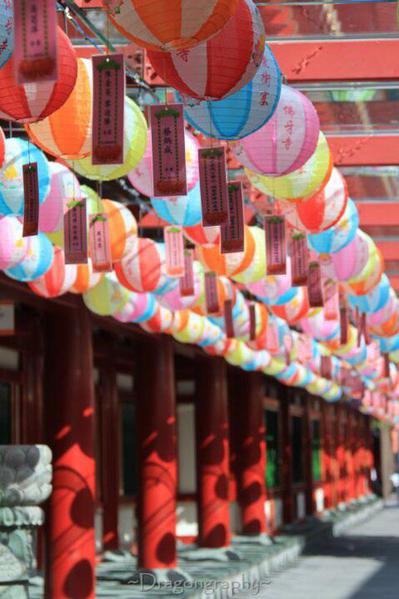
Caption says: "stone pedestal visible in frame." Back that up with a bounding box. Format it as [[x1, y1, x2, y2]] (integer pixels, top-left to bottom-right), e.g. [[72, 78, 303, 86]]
[[0, 445, 52, 598]]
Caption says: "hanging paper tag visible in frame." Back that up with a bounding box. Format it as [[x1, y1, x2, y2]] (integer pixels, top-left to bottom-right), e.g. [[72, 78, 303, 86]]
[[266, 320, 279, 353], [265, 216, 286, 275], [150, 103, 187, 197], [323, 279, 338, 321], [290, 234, 308, 286], [13, 0, 58, 84], [92, 54, 125, 165], [179, 249, 194, 296], [199, 147, 228, 226], [249, 303, 257, 341], [22, 163, 39, 237], [340, 303, 349, 345], [221, 181, 244, 254], [204, 272, 220, 314], [224, 299, 235, 339], [64, 199, 88, 265], [165, 226, 185, 277], [320, 355, 332, 379], [298, 334, 313, 363], [89, 214, 113, 273], [307, 262, 324, 308]]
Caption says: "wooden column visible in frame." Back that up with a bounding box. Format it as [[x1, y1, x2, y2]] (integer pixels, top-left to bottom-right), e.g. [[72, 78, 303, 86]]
[[336, 403, 347, 504], [196, 357, 231, 548], [136, 335, 177, 569], [303, 396, 314, 516], [321, 403, 333, 509], [44, 306, 96, 599], [281, 390, 293, 523], [234, 370, 267, 535]]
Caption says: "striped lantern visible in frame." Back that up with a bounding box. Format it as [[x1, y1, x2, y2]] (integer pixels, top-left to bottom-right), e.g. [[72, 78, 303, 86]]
[[86, 195, 138, 262], [0, 215, 28, 269], [279, 168, 348, 234], [232, 85, 320, 176], [272, 287, 310, 325], [180, 45, 282, 140], [348, 274, 391, 314], [25, 59, 93, 159], [140, 304, 174, 334], [39, 162, 81, 233], [319, 229, 370, 282], [151, 183, 202, 226], [106, 0, 239, 51], [172, 311, 205, 345], [158, 261, 204, 310], [0, 28, 77, 123], [0, 138, 50, 216], [308, 199, 359, 254], [4, 233, 54, 282], [192, 275, 236, 317], [0, 1, 13, 69], [247, 261, 293, 306], [232, 226, 266, 284], [147, 0, 265, 100], [197, 226, 256, 277], [70, 259, 102, 294], [115, 237, 166, 293], [66, 97, 148, 181], [28, 247, 77, 298], [183, 223, 220, 247], [83, 272, 130, 316], [128, 129, 199, 197], [345, 247, 384, 296], [246, 132, 332, 202]]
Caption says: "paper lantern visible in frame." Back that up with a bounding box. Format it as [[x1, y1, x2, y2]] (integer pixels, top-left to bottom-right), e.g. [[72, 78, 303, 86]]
[[147, 0, 264, 100], [197, 225, 256, 276], [181, 46, 282, 140], [87, 197, 138, 262], [183, 223, 220, 247], [232, 226, 266, 284], [0, 215, 28, 269], [280, 168, 348, 234], [345, 247, 384, 296], [232, 85, 319, 176], [319, 229, 370, 282], [301, 308, 339, 342], [0, 1, 13, 69], [0, 126, 5, 168], [39, 162, 81, 233], [192, 274, 236, 317], [0, 139, 50, 216], [158, 261, 204, 310], [28, 247, 77, 298], [140, 304, 174, 334], [272, 286, 310, 325], [70, 260, 102, 294], [246, 132, 332, 202], [348, 274, 391, 314], [151, 183, 202, 226], [368, 290, 397, 329], [0, 28, 77, 123], [106, 0, 239, 52], [247, 258, 292, 305], [308, 199, 359, 254], [83, 272, 130, 316], [5, 233, 54, 282], [66, 98, 147, 181], [128, 129, 199, 197], [25, 58, 93, 159], [128, 292, 157, 323], [115, 238, 166, 293], [172, 310, 205, 344]]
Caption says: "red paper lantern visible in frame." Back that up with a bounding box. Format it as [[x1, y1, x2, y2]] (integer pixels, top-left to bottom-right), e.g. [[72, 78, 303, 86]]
[[0, 28, 77, 123], [147, 0, 265, 100]]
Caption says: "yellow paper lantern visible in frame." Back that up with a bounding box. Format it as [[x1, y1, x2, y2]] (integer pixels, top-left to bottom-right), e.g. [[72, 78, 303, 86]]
[[83, 272, 130, 316], [232, 226, 266, 284]]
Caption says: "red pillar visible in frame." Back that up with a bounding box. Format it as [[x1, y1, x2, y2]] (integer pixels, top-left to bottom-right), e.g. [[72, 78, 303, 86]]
[[321, 402, 333, 509], [136, 335, 177, 569], [99, 362, 120, 551], [281, 391, 294, 523], [196, 357, 231, 548], [346, 409, 356, 501], [336, 404, 347, 504], [234, 371, 267, 535], [44, 306, 96, 599]]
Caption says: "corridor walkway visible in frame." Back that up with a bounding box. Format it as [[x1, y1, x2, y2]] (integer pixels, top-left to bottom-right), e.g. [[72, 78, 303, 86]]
[[240, 501, 399, 599]]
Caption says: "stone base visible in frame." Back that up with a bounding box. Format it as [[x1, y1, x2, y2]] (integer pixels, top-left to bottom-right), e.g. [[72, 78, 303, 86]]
[[0, 583, 29, 598], [233, 533, 274, 547], [181, 547, 243, 562]]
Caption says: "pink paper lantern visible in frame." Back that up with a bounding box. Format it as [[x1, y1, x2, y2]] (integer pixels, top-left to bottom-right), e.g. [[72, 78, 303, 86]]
[[319, 229, 370, 282], [231, 85, 320, 176], [0, 215, 28, 270], [39, 162, 82, 233], [280, 168, 348, 233], [128, 129, 199, 197], [147, 0, 265, 101], [114, 238, 166, 293]]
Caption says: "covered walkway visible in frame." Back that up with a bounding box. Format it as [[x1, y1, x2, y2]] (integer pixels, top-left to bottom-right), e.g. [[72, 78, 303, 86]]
[[240, 501, 399, 599]]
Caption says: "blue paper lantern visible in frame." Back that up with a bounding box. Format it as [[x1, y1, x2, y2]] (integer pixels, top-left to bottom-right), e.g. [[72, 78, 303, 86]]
[[4, 233, 54, 281], [0, 138, 50, 216], [0, 1, 13, 69], [181, 46, 281, 141], [348, 274, 391, 314], [151, 184, 202, 226], [308, 199, 359, 254]]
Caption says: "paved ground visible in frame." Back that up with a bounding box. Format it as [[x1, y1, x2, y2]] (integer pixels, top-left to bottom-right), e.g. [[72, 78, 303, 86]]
[[239, 500, 399, 599]]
